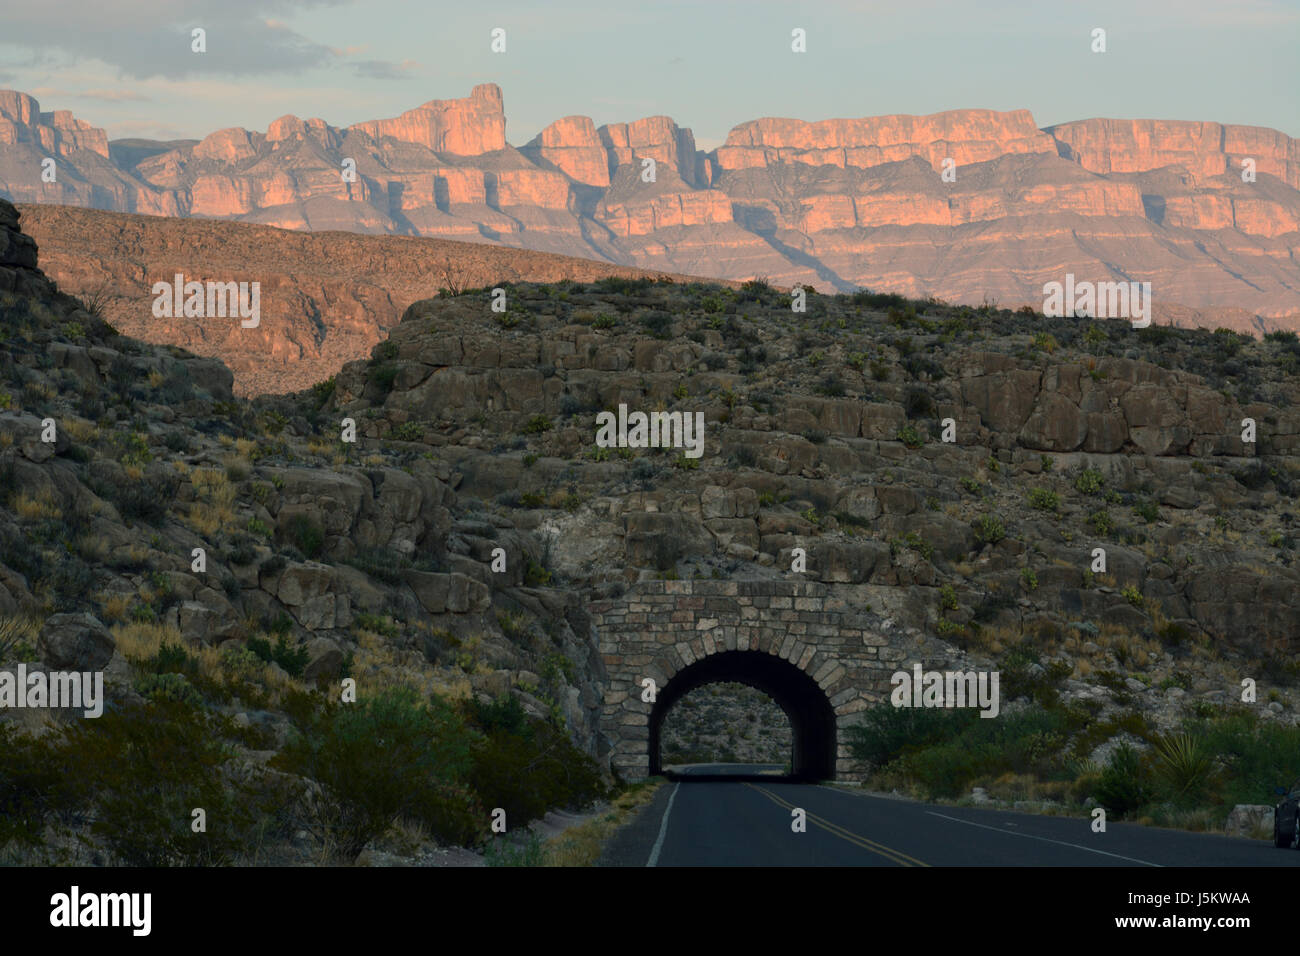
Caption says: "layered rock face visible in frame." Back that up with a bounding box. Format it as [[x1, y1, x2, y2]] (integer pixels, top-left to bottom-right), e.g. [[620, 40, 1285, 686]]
[[16, 203, 720, 396], [2, 85, 1299, 329]]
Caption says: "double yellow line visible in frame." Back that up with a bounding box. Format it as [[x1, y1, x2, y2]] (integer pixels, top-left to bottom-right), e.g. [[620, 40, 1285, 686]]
[[744, 783, 929, 867]]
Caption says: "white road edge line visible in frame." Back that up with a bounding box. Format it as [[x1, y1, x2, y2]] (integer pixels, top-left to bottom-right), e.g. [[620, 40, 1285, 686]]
[[925, 811, 1163, 866], [646, 782, 681, 868]]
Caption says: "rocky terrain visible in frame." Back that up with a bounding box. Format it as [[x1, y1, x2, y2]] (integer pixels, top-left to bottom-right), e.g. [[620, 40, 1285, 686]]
[[4, 189, 1300, 863], [14, 203, 712, 396], [2, 85, 1298, 333], [660, 682, 791, 767]]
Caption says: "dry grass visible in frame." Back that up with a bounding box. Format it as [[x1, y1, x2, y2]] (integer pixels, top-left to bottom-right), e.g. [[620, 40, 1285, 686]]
[[13, 491, 61, 520], [113, 620, 297, 703], [185, 468, 237, 536], [97, 592, 131, 623], [541, 779, 665, 866], [62, 418, 98, 443], [73, 533, 109, 563], [351, 629, 472, 701]]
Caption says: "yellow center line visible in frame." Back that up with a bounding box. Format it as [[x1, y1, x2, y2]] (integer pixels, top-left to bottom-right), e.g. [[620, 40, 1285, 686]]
[[744, 783, 930, 867]]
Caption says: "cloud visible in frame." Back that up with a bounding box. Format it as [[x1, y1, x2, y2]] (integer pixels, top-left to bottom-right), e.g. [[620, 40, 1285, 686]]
[[0, 0, 349, 79], [351, 58, 419, 80], [31, 86, 151, 102]]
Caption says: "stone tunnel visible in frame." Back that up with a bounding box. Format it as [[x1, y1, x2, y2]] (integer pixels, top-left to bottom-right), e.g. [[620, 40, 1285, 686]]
[[589, 578, 903, 781]]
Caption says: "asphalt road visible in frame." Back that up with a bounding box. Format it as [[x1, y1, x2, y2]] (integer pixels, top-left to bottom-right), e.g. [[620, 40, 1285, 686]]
[[600, 764, 1300, 867]]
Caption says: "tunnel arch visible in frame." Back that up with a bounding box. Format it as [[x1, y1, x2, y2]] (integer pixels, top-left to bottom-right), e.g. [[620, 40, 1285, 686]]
[[649, 650, 837, 781]]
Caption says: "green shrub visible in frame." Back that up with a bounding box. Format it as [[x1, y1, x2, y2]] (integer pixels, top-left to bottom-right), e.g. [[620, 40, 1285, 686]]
[[973, 514, 1005, 544], [1095, 742, 1152, 818], [939, 584, 959, 611], [0, 723, 77, 851], [896, 423, 925, 448], [524, 558, 552, 586], [466, 715, 606, 831], [273, 687, 479, 860], [286, 514, 326, 559], [385, 421, 423, 442], [1028, 487, 1059, 512], [521, 415, 552, 435], [247, 633, 311, 678], [1132, 499, 1160, 524], [136, 671, 204, 708], [61, 700, 264, 865], [1074, 468, 1104, 495]]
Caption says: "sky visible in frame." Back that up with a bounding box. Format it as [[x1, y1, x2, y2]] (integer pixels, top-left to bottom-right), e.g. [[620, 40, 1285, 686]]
[[0, 0, 1297, 147]]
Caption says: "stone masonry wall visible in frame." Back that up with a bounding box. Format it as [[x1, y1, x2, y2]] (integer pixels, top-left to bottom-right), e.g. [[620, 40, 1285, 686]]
[[590, 578, 908, 781]]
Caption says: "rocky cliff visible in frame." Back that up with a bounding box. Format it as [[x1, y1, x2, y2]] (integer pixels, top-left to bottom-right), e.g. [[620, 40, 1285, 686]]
[[14, 203, 722, 396], [4, 197, 1300, 864], [2, 86, 1297, 328]]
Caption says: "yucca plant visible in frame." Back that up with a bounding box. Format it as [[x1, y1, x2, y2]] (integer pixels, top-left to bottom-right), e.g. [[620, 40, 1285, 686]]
[[1154, 732, 1214, 803]]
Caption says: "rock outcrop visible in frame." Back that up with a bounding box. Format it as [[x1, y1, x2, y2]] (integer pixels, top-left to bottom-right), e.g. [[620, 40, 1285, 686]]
[[2, 86, 1297, 330]]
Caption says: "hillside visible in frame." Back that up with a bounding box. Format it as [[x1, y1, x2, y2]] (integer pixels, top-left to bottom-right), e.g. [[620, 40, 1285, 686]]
[[4, 193, 1300, 865], [14, 203, 714, 396], [2, 86, 1298, 332]]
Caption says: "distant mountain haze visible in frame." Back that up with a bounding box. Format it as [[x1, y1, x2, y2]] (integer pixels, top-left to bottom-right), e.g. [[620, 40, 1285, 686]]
[[3, 84, 1298, 394]]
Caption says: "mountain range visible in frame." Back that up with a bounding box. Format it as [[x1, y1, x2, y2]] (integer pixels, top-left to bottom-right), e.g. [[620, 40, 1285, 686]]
[[2, 84, 1298, 331]]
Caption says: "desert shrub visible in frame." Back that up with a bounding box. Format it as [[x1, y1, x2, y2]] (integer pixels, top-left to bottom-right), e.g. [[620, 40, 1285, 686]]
[[844, 701, 968, 769], [136, 671, 204, 708], [638, 311, 673, 339], [852, 290, 908, 310], [1074, 468, 1104, 495], [273, 687, 478, 860], [903, 386, 934, 419], [92, 470, 178, 526], [1028, 487, 1059, 511], [0, 723, 79, 851], [247, 633, 310, 678], [879, 708, 1067, 798], [973, 513, 1005, 544], [285, 514, 325, 559], [1094, 741, 1152, 818], [60, 700, 259, 865], [465, 711, 606, 830], [367, 364, 398, 396], [385, 421, 423, 442], [1132, 499, 1160, 523], [896, 423, 925, 448]]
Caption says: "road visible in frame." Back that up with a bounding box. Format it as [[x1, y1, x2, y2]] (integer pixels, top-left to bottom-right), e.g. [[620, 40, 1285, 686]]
[[600, 763, 1300, 866]]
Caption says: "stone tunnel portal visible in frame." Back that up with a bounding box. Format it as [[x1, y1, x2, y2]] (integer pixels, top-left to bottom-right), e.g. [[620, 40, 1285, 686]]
[[649, 650, 838, 780]]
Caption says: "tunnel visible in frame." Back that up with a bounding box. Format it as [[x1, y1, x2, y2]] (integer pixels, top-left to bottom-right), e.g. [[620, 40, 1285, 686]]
[[647, 650, 838, 781]]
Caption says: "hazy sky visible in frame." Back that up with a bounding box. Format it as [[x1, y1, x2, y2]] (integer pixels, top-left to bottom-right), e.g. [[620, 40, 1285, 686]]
[[1, 0, 1297, 146]]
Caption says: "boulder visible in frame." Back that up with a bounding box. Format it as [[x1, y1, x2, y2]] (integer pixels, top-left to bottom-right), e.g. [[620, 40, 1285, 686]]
[[303, 637, 345, 681], [38, 612, 115, 670]]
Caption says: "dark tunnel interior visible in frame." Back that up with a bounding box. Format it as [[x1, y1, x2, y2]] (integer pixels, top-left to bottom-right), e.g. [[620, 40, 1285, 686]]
[[648, 650, 838, 781]]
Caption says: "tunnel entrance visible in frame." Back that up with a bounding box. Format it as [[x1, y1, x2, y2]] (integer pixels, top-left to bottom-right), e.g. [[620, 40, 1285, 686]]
[[648, 650, 838, 781]]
